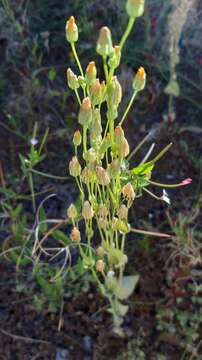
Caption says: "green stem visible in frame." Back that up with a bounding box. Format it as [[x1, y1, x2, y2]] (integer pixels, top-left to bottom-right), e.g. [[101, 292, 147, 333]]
[[148, 179, 186, 188], [71, 43, 84, 77], [119, 16, 136, 50], [83, 126, 87, 156], [75, 89, 81, 105], [103, 57, 109, 82], [131, 228, 171, 238], [119, 90, 137, 126], [31, 169, 70, 180], [28, 172, 36, 212], [150, 143, 173, 164]]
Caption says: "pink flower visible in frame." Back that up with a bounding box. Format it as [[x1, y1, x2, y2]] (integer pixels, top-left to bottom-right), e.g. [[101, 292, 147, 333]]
[[180, 178, 192, 186]]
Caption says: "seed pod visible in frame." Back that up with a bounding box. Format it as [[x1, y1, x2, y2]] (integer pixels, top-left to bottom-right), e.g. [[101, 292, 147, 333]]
[[86, 148, 97, 163], [117, 138, 130, 158], [85, 61, 97, 85], [126, 0, 145, 18], [78, 97, 92, 127], [90, 79, 102, 106], [73, 130, 82, 146], [114, 126, 125, 145], [82, 201, 94, 220], [96, 166, 110, 186], [133, 67, 146, 92], [96, 259, 105, 273], [97, 217, 108, 230], [67, 68, 79, 90], [97, 203, 109, 218], [90, 109, 102, 138], [108, 76, 122, 109], [69, 156, 81, 177], [66, 16, 78, 43], [70, 227, 81, 243], [112, 217, 119, 231], [81, 167, 93, 184], [117, 204, 128, 220], [108, 159, 120, 178], [67, 203, 77, 219], [96, 26, 113, 58], [96, 246, 106, 257], [122, 182, 136, 201]]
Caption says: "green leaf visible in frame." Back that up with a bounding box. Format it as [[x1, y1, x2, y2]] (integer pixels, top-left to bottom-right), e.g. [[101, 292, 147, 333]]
[[11, 203, 23, 219], [132, 162, 154, 176], [39, 206, 48, 234], [48, 68, 56, 82], [115, 275, 139, 300], [115, 301, 129, 317], [52, 230, 71, 245]]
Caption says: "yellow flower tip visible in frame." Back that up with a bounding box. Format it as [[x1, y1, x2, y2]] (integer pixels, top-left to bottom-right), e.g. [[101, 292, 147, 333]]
[[82, 97, 92, 111], [67, 16, 76, 30], [114, 45, 121, 55], [86, 61, 96, 75], [137, 67, 146, 80]]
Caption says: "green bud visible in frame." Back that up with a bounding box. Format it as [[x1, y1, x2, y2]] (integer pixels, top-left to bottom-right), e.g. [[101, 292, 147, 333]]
[[96, 26, 113, 58], [90, 79, 102, 106], [114, 126, 125, 145], [126, 0, 145, 18], [108, 159, 120, 178], [109, 45, 121, 69], [108, 76, 122, 109], [85, 62, 97, 85], [73, 130, 82, 146], [69, 156, 81, 177], [67, 68, 79, 90]]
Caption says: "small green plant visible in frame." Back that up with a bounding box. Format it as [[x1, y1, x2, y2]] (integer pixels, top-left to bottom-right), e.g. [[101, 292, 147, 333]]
[[63, 0, 192, 335]]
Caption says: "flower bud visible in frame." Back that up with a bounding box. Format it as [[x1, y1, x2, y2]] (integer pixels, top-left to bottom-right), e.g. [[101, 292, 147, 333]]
[[67, 203, 77, 219], [126, 0, 145, 18], [114, 126, 125, 145], [112, 217, 119, 231], [108, 76, 122, 109], [67, 68, 79, 90], [86, 148, 97, 163], [107, 159, 120, 178], [90, 109, 102, 138], [100, 134, 111, 157], [98, 204, 109, 218], [96, 166, 110, 186], [90, 79, 102, 106], [69, 156, 81, 177], [96, 246, 106, 257], [78, 97, 92, 127], [82, 201, 94, 220], [97, 217, 108, 230], [117, 204, 128, 220], [78, 76, 86, 88], [85, 61, 97, 85], [117, 138, 130, 158], [66, 16, 78, 43], [81, 167, 93, 184], [96, 259, 105, 273], [73, 130, 82, 146], [122, 182, 136, 202], [96, 26, 113, 58], [133, 67, 146, 92], [70, 227, 81, 243], [109, 45, 121, 69]]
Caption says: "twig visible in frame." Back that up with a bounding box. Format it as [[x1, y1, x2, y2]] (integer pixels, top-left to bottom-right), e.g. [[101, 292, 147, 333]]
[[0, 328, 51, 345]]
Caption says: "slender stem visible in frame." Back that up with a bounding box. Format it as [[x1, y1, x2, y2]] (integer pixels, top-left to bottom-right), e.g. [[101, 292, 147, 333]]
[[71, 43, 84, 77], [29, 172, 36, 212], [103, 57, 109, 82], [83, 126, 87, 156], [119, 90, 137, 126], [38, 127, 49, 156], [150, 143, 173, 164], [127, 132, 152, 161], [148, 179, 186, 188], [31, 169, 70, 180], [119, 16, 135, 50], [75, 89, 81, 105], [131, 228, 171, 238]]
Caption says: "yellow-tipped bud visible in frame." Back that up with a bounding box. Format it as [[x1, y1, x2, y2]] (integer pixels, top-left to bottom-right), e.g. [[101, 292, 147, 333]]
[[85, 61, 97, 85], [108, 159, 120, 178], [122, 183, 136, 202], [78, 97, 92, 127], [114, 126, 125, 145], [109, 45, 121, 69], [66, 16, 78, 43], [96, 259, 105, 273], [70, 226, 81, 243], [133, 67, 146, 92], [96, 166, 110, 186], [82, 201, 94, 220], [126, 0, 145, 18], [67, 68, 79, 90], [73, 130, 82, 146], [69, 156, 81, 177], [67, 203, 77, 219], [96, 26, 113, 58]]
